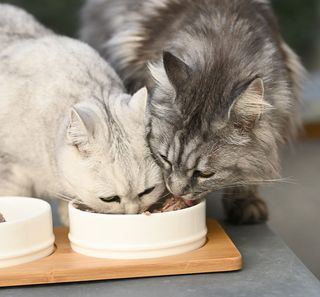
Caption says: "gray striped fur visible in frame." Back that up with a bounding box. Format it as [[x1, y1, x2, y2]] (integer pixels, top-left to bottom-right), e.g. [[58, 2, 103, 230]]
[[80, 0, 305, 223]]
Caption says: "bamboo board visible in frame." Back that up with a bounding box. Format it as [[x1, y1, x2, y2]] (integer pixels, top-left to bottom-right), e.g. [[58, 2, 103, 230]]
[[0, 219, 241, 287]]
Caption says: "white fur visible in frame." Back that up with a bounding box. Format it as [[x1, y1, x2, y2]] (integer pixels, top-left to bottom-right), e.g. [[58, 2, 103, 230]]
[[0, 5, 165, 217]]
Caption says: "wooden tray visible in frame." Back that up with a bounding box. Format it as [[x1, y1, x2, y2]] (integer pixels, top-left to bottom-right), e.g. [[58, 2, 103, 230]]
[[0, 219, 241, 287]]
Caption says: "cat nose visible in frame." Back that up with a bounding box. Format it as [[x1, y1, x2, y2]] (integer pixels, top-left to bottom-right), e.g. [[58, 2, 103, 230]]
[[166, 173, 191, 197], [124, 201, 139, 214]]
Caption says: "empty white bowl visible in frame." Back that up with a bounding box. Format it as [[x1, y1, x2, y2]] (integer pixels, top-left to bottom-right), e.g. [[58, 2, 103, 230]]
[[0, 197, 55, 268], [68, 200, 207, 259]]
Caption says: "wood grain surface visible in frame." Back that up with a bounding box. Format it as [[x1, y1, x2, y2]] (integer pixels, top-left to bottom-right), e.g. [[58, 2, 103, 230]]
[[0, 219, 241, 287]]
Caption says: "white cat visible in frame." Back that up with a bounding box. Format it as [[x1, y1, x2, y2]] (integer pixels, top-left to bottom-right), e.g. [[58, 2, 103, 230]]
[[0, 4, 165, 224]]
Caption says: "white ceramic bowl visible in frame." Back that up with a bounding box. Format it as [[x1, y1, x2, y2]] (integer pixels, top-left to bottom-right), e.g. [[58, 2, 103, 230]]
[[68, 200, 207, 259], [0, 197, 55, 268]]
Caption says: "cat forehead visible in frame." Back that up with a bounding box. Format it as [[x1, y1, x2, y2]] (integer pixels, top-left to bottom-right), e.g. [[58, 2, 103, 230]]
[[93, 150, 152, 193], [163, 132, 203, 167], [98, 134, 159, 184], [92, 99, 156, 190], [150, 95, 229, 139]]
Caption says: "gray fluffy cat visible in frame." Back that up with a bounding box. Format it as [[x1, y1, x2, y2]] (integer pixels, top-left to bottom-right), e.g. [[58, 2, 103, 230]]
[[0, 4, 164, 224], [80, 0, 305, 223]]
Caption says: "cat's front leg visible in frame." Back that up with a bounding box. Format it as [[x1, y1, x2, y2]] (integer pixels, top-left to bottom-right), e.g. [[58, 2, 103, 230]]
[[222, 185, 268, 224]]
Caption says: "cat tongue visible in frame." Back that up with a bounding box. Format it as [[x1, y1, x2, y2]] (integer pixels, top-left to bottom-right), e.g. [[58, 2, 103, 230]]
[[171, 195, 195, 207], [182, 199, 195, 207]]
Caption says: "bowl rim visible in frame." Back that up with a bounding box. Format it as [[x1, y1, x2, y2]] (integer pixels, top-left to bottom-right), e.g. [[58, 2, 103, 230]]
[[69, 199, 205, 218], [0, 196, 51, 226]]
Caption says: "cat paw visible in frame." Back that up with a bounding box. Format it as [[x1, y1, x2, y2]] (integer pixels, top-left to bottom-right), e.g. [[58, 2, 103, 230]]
[[223, 197, 268, 225]]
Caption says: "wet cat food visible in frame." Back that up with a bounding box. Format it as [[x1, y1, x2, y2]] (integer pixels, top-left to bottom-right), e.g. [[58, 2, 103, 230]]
[[0, 212, 6, 223], [150, 196, 189, 213]]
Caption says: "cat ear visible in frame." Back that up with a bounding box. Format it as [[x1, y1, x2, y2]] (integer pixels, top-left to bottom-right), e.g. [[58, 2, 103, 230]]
[[67, 105, 96, 153], [163, 51, 191, 89], [228, 78, 272, 130], [129, 87, 148, 117]]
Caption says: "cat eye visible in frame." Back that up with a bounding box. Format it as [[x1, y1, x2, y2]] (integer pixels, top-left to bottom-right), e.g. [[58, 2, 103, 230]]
[[138, 186, 155, 198], [99, 195, 121, 203], [193, 170, 216, 179], [159, 154, 171, 166]]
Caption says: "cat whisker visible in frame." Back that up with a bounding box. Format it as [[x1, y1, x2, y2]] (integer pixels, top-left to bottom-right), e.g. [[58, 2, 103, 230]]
[[227, 177, 297, 187], [51, 192, 87, 206], [149, 192, 172, 204], [57, 171, 89, 203], [148, 193, 172, 207], [158, 192, 171, 200], [52, 193, 73, 202], [191, 177, 298, 198]]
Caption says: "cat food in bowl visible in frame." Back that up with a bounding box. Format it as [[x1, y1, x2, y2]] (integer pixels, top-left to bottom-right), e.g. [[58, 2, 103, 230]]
[[68, 198, 207, 259], [0, 197, 55, 268], [0, 212, 6, 223]]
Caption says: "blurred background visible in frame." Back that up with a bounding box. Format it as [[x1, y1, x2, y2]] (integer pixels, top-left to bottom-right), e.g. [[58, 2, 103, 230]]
[[0, 0, 319, 279]]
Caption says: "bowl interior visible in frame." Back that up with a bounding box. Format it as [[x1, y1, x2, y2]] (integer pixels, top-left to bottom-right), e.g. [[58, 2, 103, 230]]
[[70, 199, 204, 218], [0, 197, 50, 223]]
